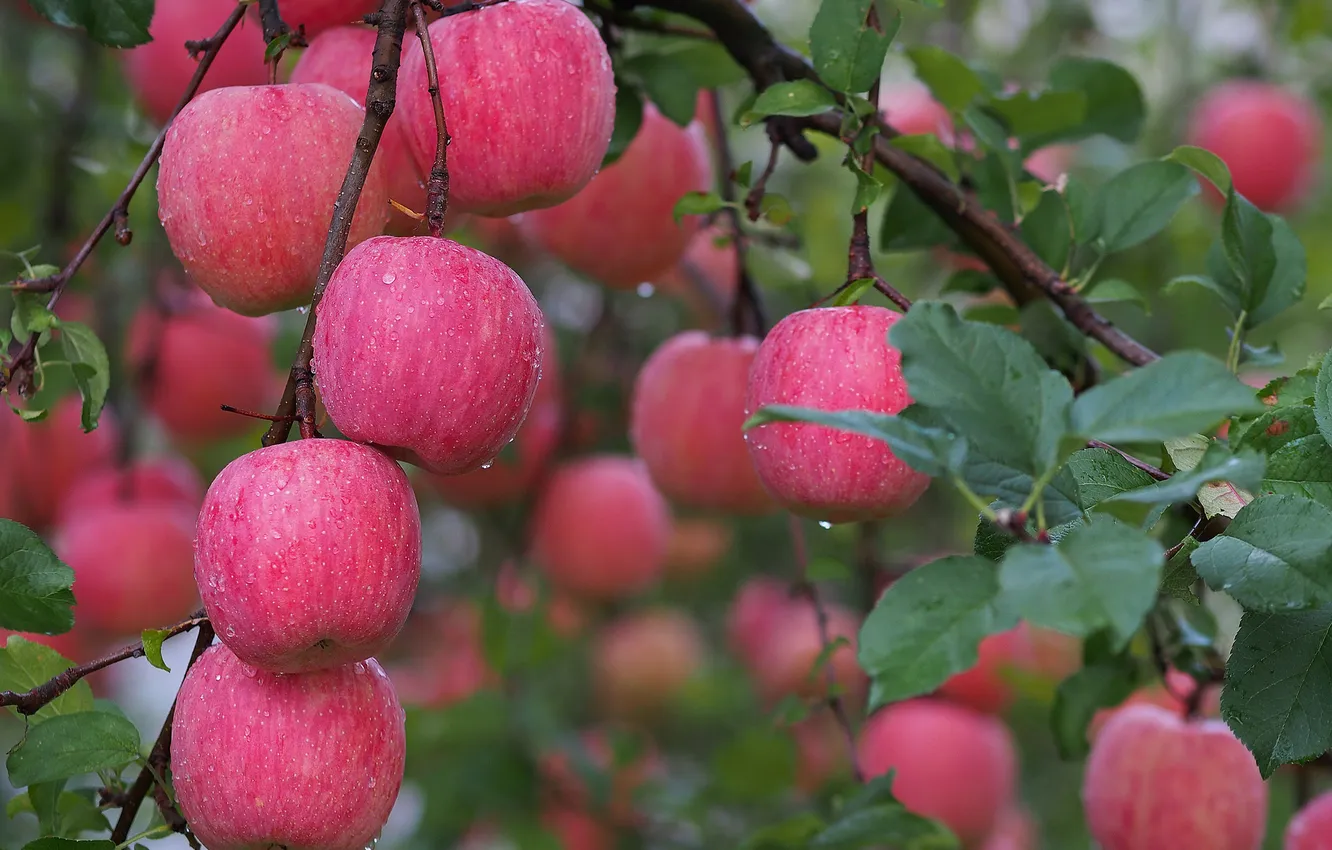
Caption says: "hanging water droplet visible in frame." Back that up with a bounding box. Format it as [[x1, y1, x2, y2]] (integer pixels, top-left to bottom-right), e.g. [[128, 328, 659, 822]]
[[818, 520, 833, 530]]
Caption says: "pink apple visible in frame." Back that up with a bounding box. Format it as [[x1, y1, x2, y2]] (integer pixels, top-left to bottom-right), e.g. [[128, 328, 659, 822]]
[[1186, 81, 1322, 212], [982, 806, 1037, 850], [1286, 790, 1332, 850], [120, 0, 268, 126], [654, 224, 739, 327], [881, 83, 955, 141], [55, 455, 203, 524], [745, 305, 931, 522], [936, 626, 1038, 714], [1025, 145, 1074, 184], [313, 235, 545, 474], [253, 0, 380, 37], [195, 439, 421, 673], [388, 601, 495, 707], [631, 331, 774, 515], [398, 0, 615, 216], [665, 518, 732, 580], [792, 714, 852, 793], [593, 608, 704, 720], [126, 289, 281, 443], [6, 398, 120, 530], [858, 699, 1018, 847], [521, 104, 713, 289], [157, 83, 391, 316], [173, 644, 405, 850], [528, 456, 671, 600], [1083, 704, 1267, 850], [751, 599, 865, 703], [53, 503, 197, 636], [726, 577, 792, 666]]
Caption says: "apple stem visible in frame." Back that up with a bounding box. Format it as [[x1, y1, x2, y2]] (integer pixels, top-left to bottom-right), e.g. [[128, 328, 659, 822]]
[[410, 0, 451, 237]]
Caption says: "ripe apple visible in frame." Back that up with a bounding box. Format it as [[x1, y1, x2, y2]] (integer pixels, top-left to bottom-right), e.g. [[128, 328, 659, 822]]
[[313, 235, 544, 474], [520, 104, 713, 289], [398, 0, 615, 215], [157, 83, 391, 316], [858, 699, 1018, 847], [1186, 81, 1322, 213], [195, 439, 421, 673], [982, 806, 1037, 850], [126, 290, 281, 444], [654, 224, 738, 327], [53, 503, 197, 636], [1089, 669, 1221, 739], [726, 577, 792, 666], [1286, 790, 1332, 850], [631, 332, 774, 515], [936, 626, 1038, 714], [120, 0, 268, 126], [751, 598, 865, 703], [882, 83, 955, 141], [388, 601, 495, 707], [253, 0, 380, 36], [745, 305, 931, 522], [665, 517, 732, 580], [1083, 704, 1267, 850], [55, 455, 204, 524], [6, 398, 120, 530], [540, 729, 659, 824], [529, 456, 671, 600], [173, 644, 405, 850], [792, 714, 852, 794], [593, 608, 704, 720]]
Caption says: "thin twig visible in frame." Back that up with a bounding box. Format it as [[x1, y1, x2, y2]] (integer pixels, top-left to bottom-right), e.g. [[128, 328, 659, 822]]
[[1087, 440, 1170, 481], [256, 0, 302, 78], [704, 90, 765, 337], [743, 125, 782, 222], [410, 0, 450, 237]]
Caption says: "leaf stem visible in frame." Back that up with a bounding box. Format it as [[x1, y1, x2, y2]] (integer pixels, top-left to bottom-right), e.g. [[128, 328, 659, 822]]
[[1225, 310, 1248, 373]]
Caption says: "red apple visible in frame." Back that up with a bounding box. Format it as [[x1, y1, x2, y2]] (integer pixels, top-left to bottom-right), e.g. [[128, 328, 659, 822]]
[[936, 626, 1038, 714], [881, 83, 954, 141], [593, 608, 704, 720], [521, 104, 713, 289], [254, 0, 380, 37], [53, 503, 197, 636], [120, 0, 268, 126], [1089, 669, 1221, 739], [654, 224, 739, 327], [195, 439, 421, 673], [6, 398, 120, 530], [792, 714, 852, 793], [157, 83, 391, 316], [55, 455, 203, 524], [398, 0, 615, 215], [173, 644, 405, 850], [529, 456, 671, 600], [1025, 145, 1074, 184], [1186, 81, 1322, 213], [127, 290, 281, 444], [982, 806, 1037, 850], [665, 517, 732, 580], [630, 331, 774, 515], [1286, 790, 1332, 850], [745, 305, 930, 522], [858, 700, 1018, 847], [751, 598, 865, 703], [726, 576, 792, 666], [388, 601, 495, 707]]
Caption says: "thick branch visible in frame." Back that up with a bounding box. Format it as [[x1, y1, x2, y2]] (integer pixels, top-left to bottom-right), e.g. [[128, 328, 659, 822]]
[[411, 0, 450, 236], [256, 0, 292, 44]]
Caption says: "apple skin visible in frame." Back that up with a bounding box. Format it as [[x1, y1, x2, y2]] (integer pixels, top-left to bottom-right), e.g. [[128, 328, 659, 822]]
[[55, 455, 204, 524], [751, 599, 865, 704], [726, 576, 792, 666], [981, 806, 1037, 850], [792, 714, 852, 794], [1286, 790, 1332, 850], [744, 305, 930, 523], [313, 235, 545, 474], [529, 456, 671, 600], [936, 626, 1037, 714], [252, 0, 381, 36], [53, 503, 198, 636], [398, 0, 615, 216], [631, 332, 774, 515], [521, 104, 713, 289], [593, 608, 704, 721], [195, 439, 421, 673], [5, 398, 120, 530], [120, 0, 268, 126], [1083, 704, 1267, 850], [173, 644, 406, 850], [665, 517, 732, 580], [882, 83, 955, 140], [1186, 81, 1322, 213], [157, 83, 391, 316], [127, 291, 281, 444], [858, 700, 1018, 848]]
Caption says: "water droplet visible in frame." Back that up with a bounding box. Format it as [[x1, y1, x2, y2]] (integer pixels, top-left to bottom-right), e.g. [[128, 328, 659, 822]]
[[818, 521, 833, 530], [636, 282, 655, 297], [382, 272, 396, 285]]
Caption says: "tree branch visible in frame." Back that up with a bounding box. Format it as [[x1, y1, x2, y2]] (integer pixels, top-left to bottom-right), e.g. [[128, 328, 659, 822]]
[[410, 0, 450, 236], [704, 90, 765, 337]]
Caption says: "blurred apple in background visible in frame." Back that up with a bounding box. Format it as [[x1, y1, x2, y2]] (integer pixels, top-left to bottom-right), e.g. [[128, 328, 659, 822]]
[[55, 455, 203, 524], [6, 398, 119, 530], [593, 608, 704, 721], [664, 518, 733, 580]]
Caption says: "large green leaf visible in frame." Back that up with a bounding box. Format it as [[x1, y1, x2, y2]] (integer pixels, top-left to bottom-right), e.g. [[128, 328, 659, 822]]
[[22, 839, 115, 850], [1108, 443, 1264, 507], [1239, 406, 1332, 507], [56, 322, 109, 433], [0, 637, 92, 722], [809, 0, 900, 94], [1028, 58, 1145, 147], [1092, 161, 1199, 254], [905, 46, 986, 112], [1313, 349, 1332, 446], [743, 405, 966, 478], [741, 81, 837, 125], [0, 520, 75, 635], [27, 0, 151, 47], [1055, 447, 1159, 509], [1020, 189, 1073, 272], [6, 711, 141, 787]]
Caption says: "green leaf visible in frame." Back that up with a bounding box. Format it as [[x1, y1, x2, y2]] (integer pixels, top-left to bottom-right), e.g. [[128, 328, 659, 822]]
[[1222, 604, 1332, 778], [673, 191, 727, 222], [744, 814, 826, 850], [849, 164, 885, 214], [889, 302, 1072, 480], [831, 278, 877, 307], [604, 85, 644, 166], [860, 556, 1016, 710], [710, 728, 797, 802], [1030, 58, 1145, 147], [1051, 656, 1142, 758], [264, 30, 296, 63], [1191, 494, 1332, 611], [985, 90, 1088, 139], [999, 519, 1164, 647], [905, 46, 986, 112], [622, 54, 699, 127], [1240, 406, 1332, 508], [140, 629, 170, 672], [889, 134, 960, 182], [809, 0, 900, 94], [0, 520, 76, 635], [1108, 443, 1264, 507], [1313, 349, 1332, 446], [759, 193, 795, 226], [811, 803, 958, 849], [1161, 536, 1201, 603], [1056, 447, 1159, 509], [0, 637, 91, 722], [1020, 189, 1072, 272], [55, 323, 108, 433], [743, 405, 965, 478], [1165, 145, 1232, 197], [22, 839, 115, 850], [6, 710, 142, 787], [12, 293, 58, 336], [26, 0, 151, 47], [741, 81, 837, 125], [880, 185, 955, 251], [1084, 279, 1150, 313], [1070, 352, 1265, 443], [1092, 161, 1198, 254], [1201, 202, 1304, 328]]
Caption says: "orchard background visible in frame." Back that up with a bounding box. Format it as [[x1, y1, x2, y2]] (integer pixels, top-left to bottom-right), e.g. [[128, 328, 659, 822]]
[[1, 0, 1332, 848]]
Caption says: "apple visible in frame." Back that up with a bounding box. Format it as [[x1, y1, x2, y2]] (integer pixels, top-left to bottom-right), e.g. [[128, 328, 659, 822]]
[[520, 104, 713, 289], [157, 83, 391, 316], [630, 331, 774, 515], [1186, 81, 1322, 213], [55, 455, 204, 524], [653, 224, 738, 326], [1083, 704, 1267, 850], [1286, 790, 1332, 850], [751, 598, 865, 703], [858, 699, 1018, 847], [1089, 669, 1221, 739], [726, 577, 792, 666], [120, 0, 268, 126], [882, 83, 955, 141], [253, 0, 381, 37], [6, 398, 120, 530], [313, 235, 545, 474], [388, 601, 495, 707], [593, 608, 704, 720], [529, 456, 671, 600], [126, 289, 281, 444], [792, 715, 852, 794], [398, 0, 615, 216], [52, 503, 197, 636], [195, 439, 421, 673], [540, 729, 659, 824], [745, 305, 931, 522], [936, 626, 1038, 714], [173, 644, 405, 850], [982, 806, 1037, 850], [665, 517, 732, 579]]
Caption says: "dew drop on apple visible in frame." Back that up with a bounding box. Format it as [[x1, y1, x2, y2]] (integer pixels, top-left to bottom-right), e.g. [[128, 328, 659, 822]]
[[637, 282, 655, 297], [381, 272, 396, 286], [818, 521, 833, 530]]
